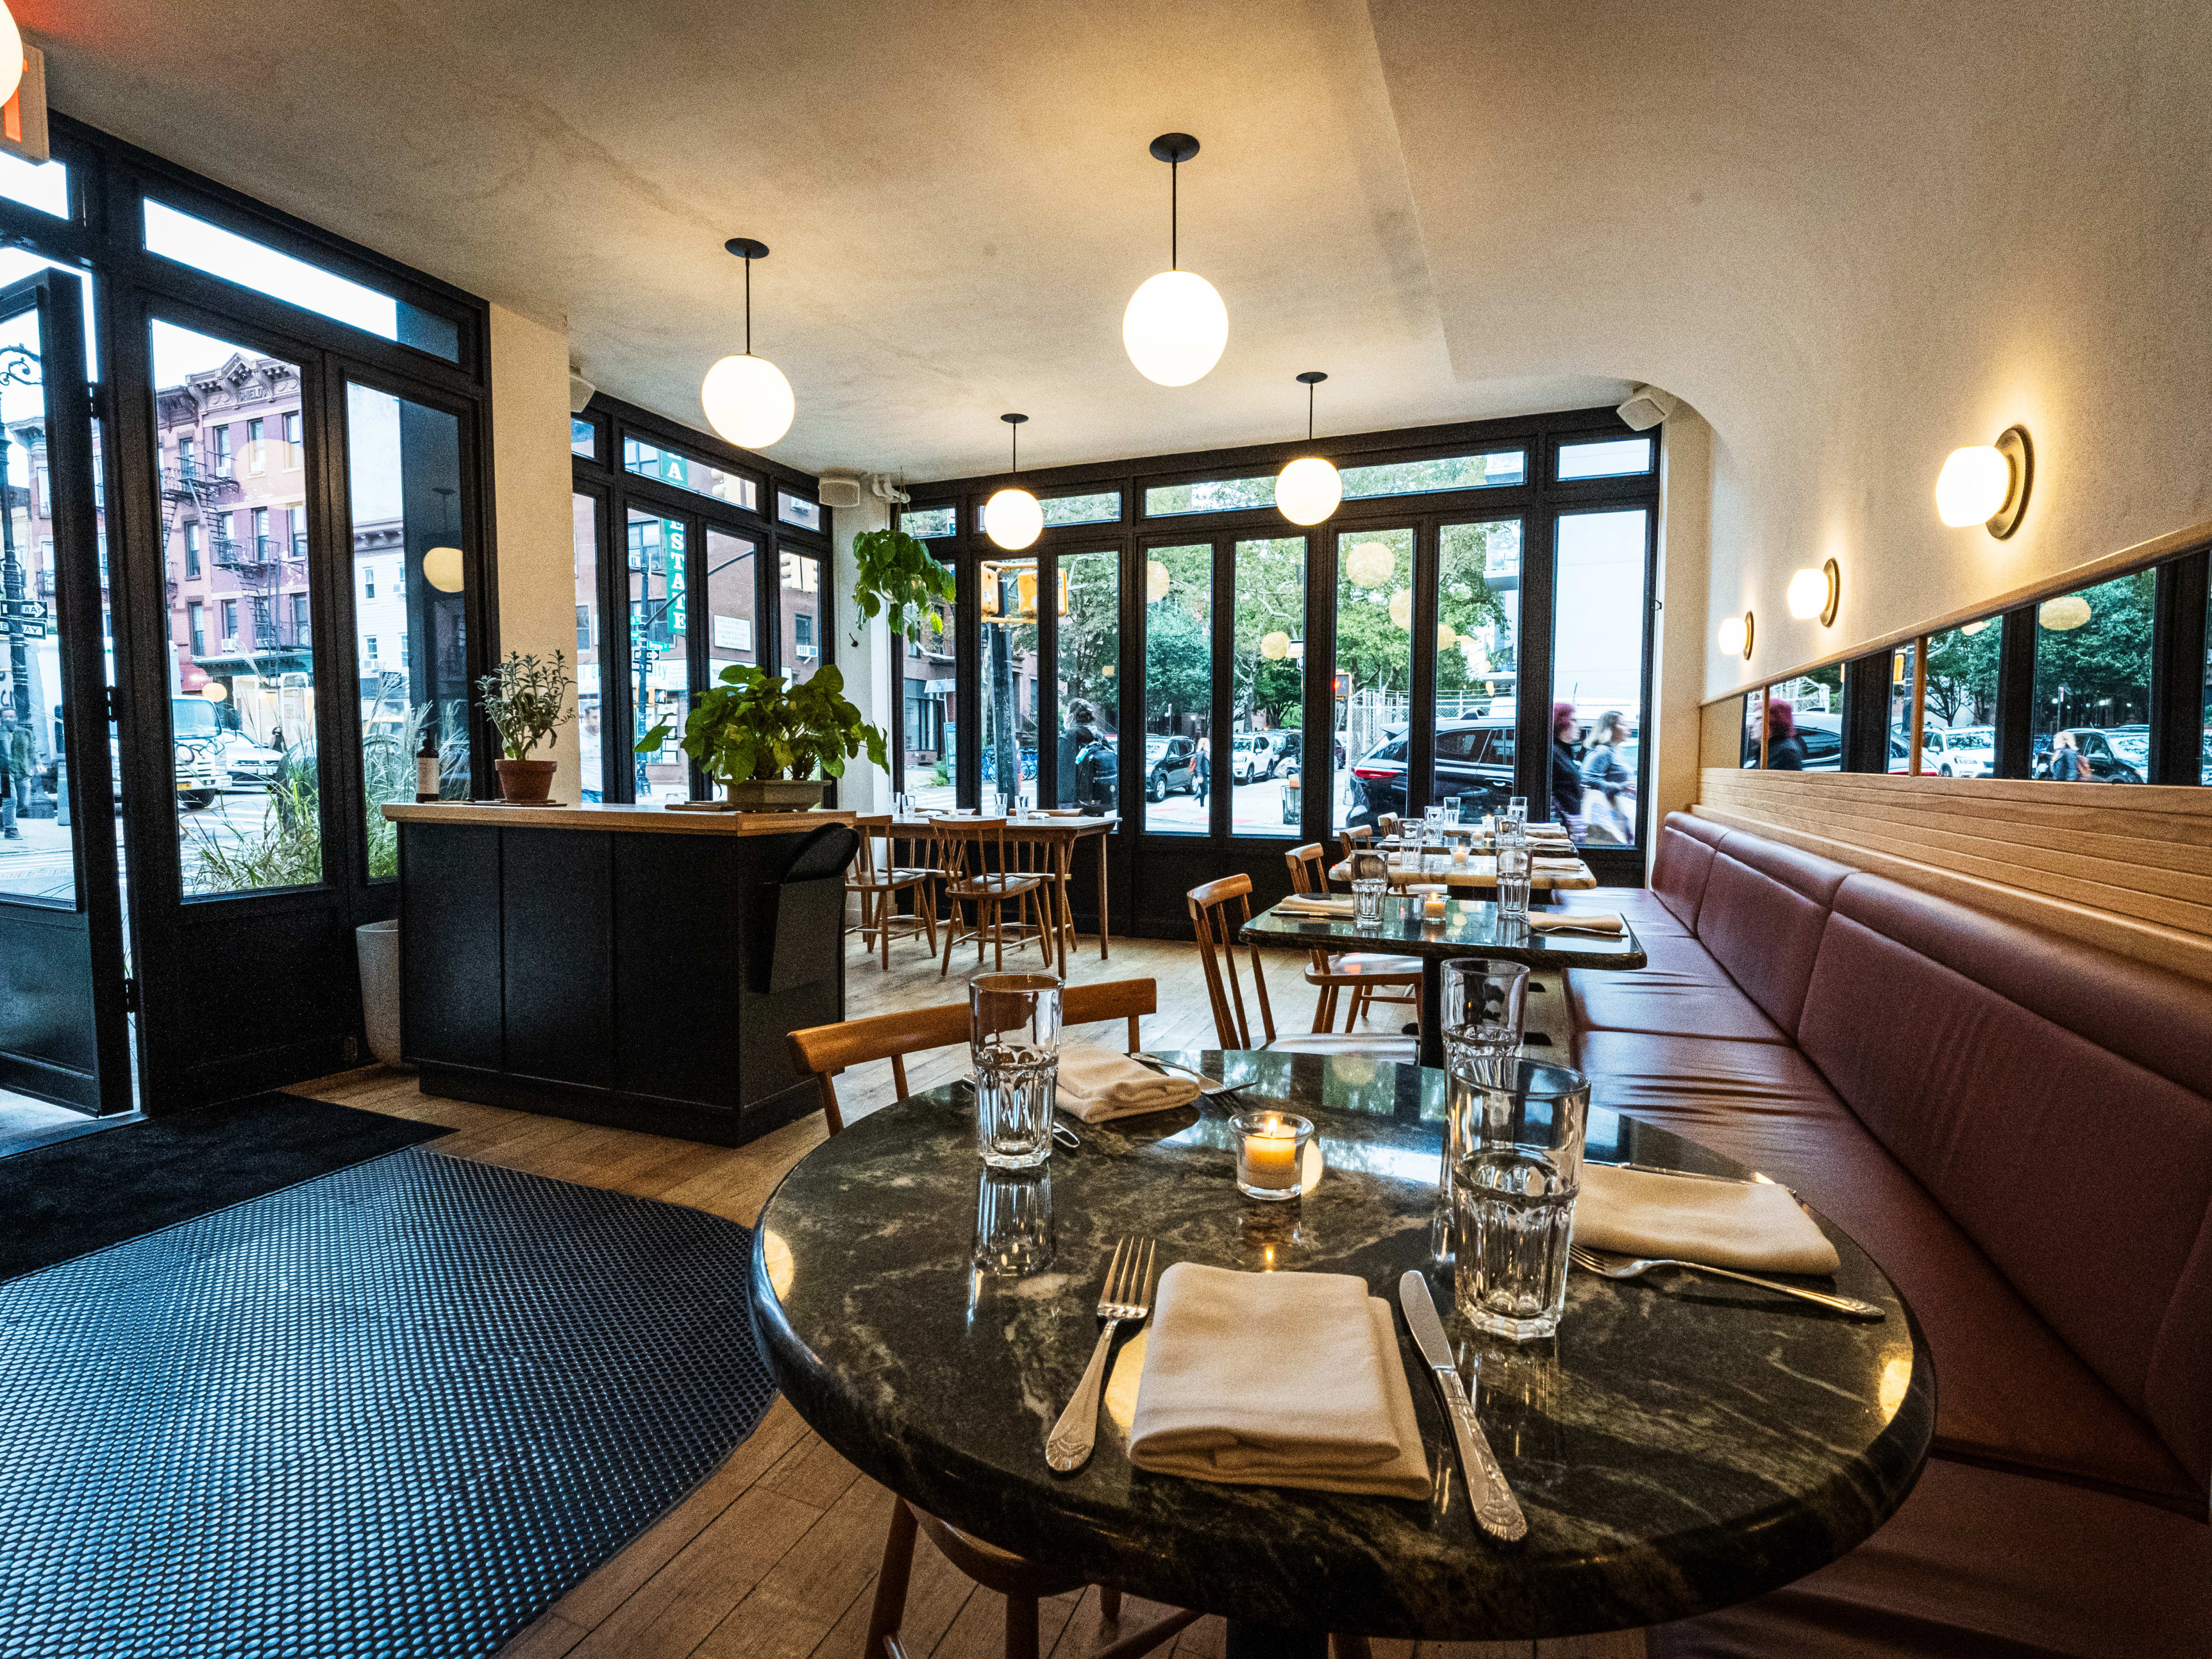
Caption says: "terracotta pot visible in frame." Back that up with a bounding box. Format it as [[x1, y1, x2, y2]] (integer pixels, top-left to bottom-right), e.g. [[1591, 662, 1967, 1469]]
[[494, 758, 558, 804]]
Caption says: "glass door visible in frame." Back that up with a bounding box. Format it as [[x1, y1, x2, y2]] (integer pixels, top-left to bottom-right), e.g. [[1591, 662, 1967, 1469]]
[[0, 271, 130, 1112]]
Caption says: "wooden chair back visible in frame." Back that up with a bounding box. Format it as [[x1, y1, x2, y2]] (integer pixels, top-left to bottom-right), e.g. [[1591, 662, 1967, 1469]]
[[1377, 813, 1401, 839], [849, 813, 892, 885], [1286, 842, 1332, 895], [787, 977, 1159, 1134], [1339, 824, 1373, 860], [1187, 874, 1276, 1050]]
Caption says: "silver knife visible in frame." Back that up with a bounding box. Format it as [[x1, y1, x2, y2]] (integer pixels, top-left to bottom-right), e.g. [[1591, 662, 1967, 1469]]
[[1397, 1271, 1528, 1545]]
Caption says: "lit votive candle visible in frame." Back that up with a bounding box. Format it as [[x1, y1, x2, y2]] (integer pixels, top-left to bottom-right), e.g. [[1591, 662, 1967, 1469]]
[[1233, 1111, 1313, 1201], [1450, 842, 1469, 866], [1408, 882, 1448, 921]]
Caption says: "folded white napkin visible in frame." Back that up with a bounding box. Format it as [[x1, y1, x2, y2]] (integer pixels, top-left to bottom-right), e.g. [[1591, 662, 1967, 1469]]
[[1054, 1043, 1201, 1123], [1127, 1263, 1430, 1499], [1577, 1162, 1840, 1275], [1277, 895, 1357, 917], [1528, 911, 1623, 934]]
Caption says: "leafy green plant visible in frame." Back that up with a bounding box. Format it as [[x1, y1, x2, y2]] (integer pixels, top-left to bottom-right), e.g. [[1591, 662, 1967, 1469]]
[[365, 700, 468, 879], [182, 746, 323, 894], [635, 663, 887, 787], [851, 528, 955, 639], [477, 651, 574, 760]]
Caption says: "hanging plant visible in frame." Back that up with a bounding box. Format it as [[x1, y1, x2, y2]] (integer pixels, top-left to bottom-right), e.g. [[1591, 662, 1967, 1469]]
[[850, 527, 955, 642]]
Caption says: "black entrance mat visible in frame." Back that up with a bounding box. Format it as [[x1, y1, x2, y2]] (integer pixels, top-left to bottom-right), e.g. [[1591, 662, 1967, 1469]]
[[0, 1092, 447, 1283], [0, 1146, 777, 1658]]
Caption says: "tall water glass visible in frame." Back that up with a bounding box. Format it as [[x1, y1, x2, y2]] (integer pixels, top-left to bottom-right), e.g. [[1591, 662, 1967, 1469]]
[[1506, 796, 1529, 825], [1433, 959, 1529, 1264], [1453, 1060, 1590, 1340], [971, 971, 1061, 1168], [1495, 819, 1532, 923], [1353, 876, 1388, 927]]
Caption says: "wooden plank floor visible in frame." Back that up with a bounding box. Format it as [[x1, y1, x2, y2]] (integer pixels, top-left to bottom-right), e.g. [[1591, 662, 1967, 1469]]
[[296, 927, 1638, 1659]]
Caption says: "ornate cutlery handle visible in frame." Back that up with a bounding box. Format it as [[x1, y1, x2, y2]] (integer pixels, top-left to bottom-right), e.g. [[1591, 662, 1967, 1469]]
[[1435, 1366, 1528, 1543], [1045, 1317, 1122, 1473]]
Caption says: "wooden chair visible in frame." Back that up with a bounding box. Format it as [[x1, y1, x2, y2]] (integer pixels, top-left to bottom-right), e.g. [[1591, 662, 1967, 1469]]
[[1186, 874, 1418, 1061], [1376, 813, 1402, 840], [847, 815, 938, 971], [1285, 844, 1423, 1034], [934, 818, 1054, 977], [787, 978, 1157, 1135], [1338, 824, 1374, 861], [786, 979, 1195, 1659]]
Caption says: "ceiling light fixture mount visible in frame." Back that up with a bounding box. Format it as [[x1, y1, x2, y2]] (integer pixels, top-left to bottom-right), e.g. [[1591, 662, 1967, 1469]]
[[1718, 611, 1753, 660], [700, 237, 796, 450], [1936, 425, 2032, 537], [1274, 371, 1343, 526], [984, 413, 1043, 551], [1123, 133, 1228, 387]]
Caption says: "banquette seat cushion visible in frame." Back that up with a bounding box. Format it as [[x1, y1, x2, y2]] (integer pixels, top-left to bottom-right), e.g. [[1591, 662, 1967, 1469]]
[[1575, 813, 2212, 1656]]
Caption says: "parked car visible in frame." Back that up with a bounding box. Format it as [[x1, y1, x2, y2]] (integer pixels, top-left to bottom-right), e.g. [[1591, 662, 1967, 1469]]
[[1931, 724, 1995, 778], [1228, 733, 1275, 783], [113, 718, 222, 809], [2035, 726, 2145, 783], [1143, 735, 1198, 802], [214, 729, 286, 788], [1344, 717, 1518, 827]]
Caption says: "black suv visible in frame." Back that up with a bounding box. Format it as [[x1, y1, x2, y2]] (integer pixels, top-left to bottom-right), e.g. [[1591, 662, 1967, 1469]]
[[1344, 718, 1517, 826]]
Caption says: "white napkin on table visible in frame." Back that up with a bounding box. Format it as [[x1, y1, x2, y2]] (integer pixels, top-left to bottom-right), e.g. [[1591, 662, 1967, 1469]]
[[1576, 1162, 1840, 1275], [1127, 1263, 1431, 1499], [1053, 1043, 1201, 1123], [1276, 895, 1358, 918]]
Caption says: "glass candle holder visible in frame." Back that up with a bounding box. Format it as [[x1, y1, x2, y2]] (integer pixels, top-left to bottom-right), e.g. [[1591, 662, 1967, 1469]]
[[1408, 882, 1449, 921], [1232, 1111, 1313, 1201]]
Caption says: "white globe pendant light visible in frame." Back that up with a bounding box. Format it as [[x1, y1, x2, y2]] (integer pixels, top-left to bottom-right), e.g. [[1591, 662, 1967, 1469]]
[[1123, 134, 1228, 387], [700, 238, 796, 449], [984, 413, 1043, 552], [1274, 371, 1342, 525]]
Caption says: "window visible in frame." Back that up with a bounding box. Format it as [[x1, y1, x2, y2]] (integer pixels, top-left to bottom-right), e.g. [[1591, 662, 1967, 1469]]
[[0, 153, 69, 219], [292, 506, 308, 560], [1334, 528, 1415, 831], [1040, 491, 1121, 528], [1887, 643, 1917, 773], [177, 434, 195, 473], [253, 506, 270, 558], [780, 550, 823, 683], [1759, 665, 1844, 770], [573, 494, 603, 802], [1143, 545, 1212, 834], [777, 490, 822, 531], [1144, 475, 1274, 517], [1552, 510, 1649, 842], [1057, 550, 1119, 810], [1434, 520, 1521, 815], [627, 510, 690, 805], [706, 529, 757, 673], [2033, 571, 2153, 782], [900, 505, 956, 540], [247, 416, 266, 473], [283, 412, 302, 469], [142, 199, 463, 362], [622, 434, 757, 511], [221, 599, 237, 643], [1230, 537, 1304, 838], [345, 380, 471, 840], [1920, 623, 1998, 777], [290, 591, 309, 642], [188, 602, 205, 657], [1557, 437, 1654, 480], [1340, 450, 1526, 501], [980, 558, 1040, 809], [1743, 687, 1765, 767], [570, 417, 596, 460], [184, 522, 201, 578], [213, 425, 233, 477]]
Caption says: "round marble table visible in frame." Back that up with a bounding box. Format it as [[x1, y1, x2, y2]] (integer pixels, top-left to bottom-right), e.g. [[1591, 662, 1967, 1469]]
[[749, 1054, 1933, 1646]]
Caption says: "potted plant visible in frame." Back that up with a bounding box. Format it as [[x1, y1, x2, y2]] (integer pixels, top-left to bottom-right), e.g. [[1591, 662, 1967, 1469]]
[[636, 662, 887, 811], [478, 650, 574, 804], [850, 527, 955, 645]]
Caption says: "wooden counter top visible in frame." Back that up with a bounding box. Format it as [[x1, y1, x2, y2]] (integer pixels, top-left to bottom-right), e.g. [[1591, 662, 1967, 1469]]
[[382, 801, 859, 836]]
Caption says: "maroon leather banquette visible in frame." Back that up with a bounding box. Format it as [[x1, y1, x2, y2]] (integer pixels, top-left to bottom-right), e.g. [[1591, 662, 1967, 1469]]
[[1556, 813, 2212, 1658]]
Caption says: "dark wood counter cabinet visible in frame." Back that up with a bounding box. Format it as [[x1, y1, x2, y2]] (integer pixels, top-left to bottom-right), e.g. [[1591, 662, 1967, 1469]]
[[383, 803, 855, 1146]]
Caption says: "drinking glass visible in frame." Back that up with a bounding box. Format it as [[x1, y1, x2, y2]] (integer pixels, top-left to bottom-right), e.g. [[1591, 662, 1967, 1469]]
[[974, 1168, 1055, 1275], [1506, 796, 1529, 825], [971, 971, 1061, 1169], [1433, 959, 1529, 1266], [1453, 1060, 1590, 1340], [1495, 819, 1532, 922], [1353, 876, 1388, 927]]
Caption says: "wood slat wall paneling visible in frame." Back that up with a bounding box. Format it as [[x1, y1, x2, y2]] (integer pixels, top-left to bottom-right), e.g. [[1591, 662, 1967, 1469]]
[[1695, 768, 2212, 983]]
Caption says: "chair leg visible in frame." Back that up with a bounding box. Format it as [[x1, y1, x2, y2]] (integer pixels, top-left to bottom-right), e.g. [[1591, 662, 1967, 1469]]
[[880, 891, 893, 971], [990, 896, 1003, 970], [1005, 1592, 1040, 1659], [1099, 1586, 1122, 1624], [918, 882, 938, 953], [1035, 889, 1056, 968], [865, 1501, 918, 1659], [940, 895, 963, 979]]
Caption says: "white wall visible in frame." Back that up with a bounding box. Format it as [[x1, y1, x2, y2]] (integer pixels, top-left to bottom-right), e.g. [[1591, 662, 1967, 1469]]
[[1652, 408, 1713, 827], [831, 491, 895, 813], [487, 304, 582, 802]]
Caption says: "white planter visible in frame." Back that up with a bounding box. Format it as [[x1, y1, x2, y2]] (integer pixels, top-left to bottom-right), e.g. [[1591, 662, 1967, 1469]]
[[356, 918, 403, 1067]]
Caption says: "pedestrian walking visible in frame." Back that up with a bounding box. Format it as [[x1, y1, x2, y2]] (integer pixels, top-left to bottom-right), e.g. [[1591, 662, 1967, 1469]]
[[1580, 710, 1635, 842], [1549, 702, 1587, 844]]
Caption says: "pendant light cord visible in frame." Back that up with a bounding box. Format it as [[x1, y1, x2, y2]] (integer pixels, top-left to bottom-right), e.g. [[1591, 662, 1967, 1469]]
[[1171, 158, 1179, 271], [1010, 422, 1018, 471], [1308, 378, 1315, 441], [744, 255, 753, 355]]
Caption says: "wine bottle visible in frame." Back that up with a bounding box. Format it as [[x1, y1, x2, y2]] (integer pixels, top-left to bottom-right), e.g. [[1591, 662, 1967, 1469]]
[[415, 721, 441, 803]]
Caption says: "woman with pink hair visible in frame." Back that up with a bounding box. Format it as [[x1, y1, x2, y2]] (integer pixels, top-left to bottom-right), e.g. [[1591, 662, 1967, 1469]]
[[1548, 701, 1586, 844]]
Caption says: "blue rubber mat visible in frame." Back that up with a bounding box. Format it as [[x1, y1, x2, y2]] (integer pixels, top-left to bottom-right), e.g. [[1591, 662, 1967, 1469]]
[[0, 1147, 777, 1658]]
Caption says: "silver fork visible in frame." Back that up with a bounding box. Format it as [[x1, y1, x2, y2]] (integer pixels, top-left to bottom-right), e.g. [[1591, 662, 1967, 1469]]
[[1571, 1244, 1885, 1319], [1045, 1237, 1157, 1473]]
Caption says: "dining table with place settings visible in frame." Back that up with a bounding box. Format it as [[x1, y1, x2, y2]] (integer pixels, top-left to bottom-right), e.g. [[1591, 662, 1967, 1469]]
[[1240, 894, 1647, 1069], [1328, 847, 1600, 892], [749, 1051, 1934, 1656], [892, 810, 1119, 963]]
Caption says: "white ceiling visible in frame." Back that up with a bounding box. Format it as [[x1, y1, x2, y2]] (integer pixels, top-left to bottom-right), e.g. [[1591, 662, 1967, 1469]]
[[28, 0, 1628, 479]]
